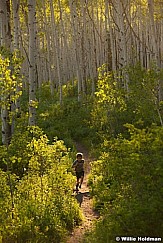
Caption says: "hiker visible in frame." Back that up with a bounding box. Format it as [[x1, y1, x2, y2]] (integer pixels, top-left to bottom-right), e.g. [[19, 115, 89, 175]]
[[72, 152, 85, 191]]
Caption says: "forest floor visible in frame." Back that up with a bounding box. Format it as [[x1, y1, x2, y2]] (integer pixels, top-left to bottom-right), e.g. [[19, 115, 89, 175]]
[[66, 142, 99, 243]]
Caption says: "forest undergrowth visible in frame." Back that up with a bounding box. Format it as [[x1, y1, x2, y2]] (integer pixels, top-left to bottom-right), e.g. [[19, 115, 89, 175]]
[[0, 64, 163, 242]]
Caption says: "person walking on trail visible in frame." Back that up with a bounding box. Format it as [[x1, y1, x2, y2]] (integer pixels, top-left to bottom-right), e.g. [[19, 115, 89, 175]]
[[72, 153, 85, 191]]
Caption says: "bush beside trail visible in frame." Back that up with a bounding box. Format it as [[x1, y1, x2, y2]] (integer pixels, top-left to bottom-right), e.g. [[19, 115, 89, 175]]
[[85, 125, 163, 242], [0, 127, 82, 243]]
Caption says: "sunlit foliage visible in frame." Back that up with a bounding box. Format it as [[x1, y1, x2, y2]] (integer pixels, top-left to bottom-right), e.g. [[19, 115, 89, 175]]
[[0, 127, 82, 242], [86, 125, 163, 242]]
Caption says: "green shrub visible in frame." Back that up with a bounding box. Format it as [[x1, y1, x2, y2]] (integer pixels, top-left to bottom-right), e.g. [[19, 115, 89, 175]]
[[0, 126, 44, 177], [0, 131, 82, 242], [86, 125, 163, 242], [90, 64, 163, 143], [37, 83, 94, 148]]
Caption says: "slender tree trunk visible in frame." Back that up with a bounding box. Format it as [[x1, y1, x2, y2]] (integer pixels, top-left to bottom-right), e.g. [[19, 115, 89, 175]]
[[12, 0, 20, 50], [58, 0, 69, 84], [42, 0, 54, 95], [148, 0, 163, 102], [11, 0, 21, 134], [147, 0, 159, 66], [0, 1, 15, 219], [69, 0, 82, 101], [0, 0, 12, 146], [107, 1, 116, 71], [49, 0, 62, 104], [28, 0, 36, 125]]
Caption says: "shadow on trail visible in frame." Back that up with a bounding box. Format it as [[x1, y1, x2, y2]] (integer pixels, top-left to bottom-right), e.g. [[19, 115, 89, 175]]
[[74, 191, 90, 207]]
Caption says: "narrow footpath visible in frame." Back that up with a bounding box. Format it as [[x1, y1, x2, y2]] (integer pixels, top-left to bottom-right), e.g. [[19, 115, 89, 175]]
[[66, 143, 99, 243]]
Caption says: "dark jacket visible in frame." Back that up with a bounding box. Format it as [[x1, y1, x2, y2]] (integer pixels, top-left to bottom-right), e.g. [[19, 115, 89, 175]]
[[72, 159, 84, 172]]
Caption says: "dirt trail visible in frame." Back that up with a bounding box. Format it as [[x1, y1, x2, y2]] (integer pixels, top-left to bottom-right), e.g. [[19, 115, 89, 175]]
[[66, 142, 99, 243]]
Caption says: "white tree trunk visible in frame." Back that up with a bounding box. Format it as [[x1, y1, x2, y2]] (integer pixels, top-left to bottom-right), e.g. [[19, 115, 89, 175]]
[[147, 0, 163, 102], [0, 0, 12, 146], [69, 0, 83, 101], [28, 0, 36, 125], [107, 0, 117, 71], [12, 0, 21, 134], [147, 0, 160, 66], [12, 0, 19, 50], [49, 0, 62, 104], [42, 0, 54, 95]]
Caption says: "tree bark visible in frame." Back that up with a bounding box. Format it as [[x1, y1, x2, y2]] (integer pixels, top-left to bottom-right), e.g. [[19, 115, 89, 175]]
[[0, 0, 12, 146], [42, 0, 54, 95], [69, 0, 83, 101], [49, 0, 63, 104], [28, 0, 36, 125]]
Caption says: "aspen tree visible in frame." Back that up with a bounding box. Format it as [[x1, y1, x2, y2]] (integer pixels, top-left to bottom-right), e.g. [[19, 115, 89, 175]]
[[69, 0, 83, 101], [147, 0, 160, 66], [160, 2, 163, 68], [147, 0, 163, 102], [12, 0, 20, 50], [80, 0, 87, 94], [87, 2, 98, 94], [42, 0, 54, 95], [35, 20, 43, 89], [0, 0, 12, 146], [0, 0, 16, 220], [28, 0, 37, 125], [49, 0, 63, 104], [108, 0, 129, 90], [58, 0, 70, 84], [12, 0, 21, 134], [107, 0, 116, 71]]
